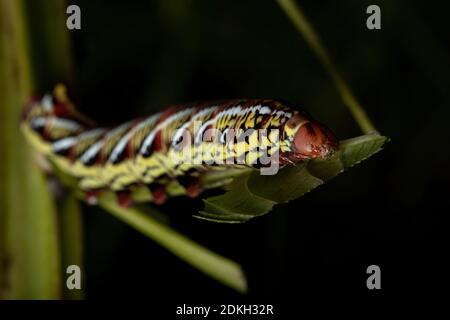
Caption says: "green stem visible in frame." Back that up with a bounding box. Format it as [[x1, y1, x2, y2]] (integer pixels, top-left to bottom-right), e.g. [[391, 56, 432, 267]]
[[22, 0, 81, 299], [60, 193, 84, 300], [276, 0, 378, 134], [0, 0, 61, 299], [79, 192, 247, 294]]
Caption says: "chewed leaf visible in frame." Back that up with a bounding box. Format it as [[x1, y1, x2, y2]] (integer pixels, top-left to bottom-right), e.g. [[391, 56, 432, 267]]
[[196, 134, 388, 223], [248, 164, 324, 203], [197, 173, 275, 223]]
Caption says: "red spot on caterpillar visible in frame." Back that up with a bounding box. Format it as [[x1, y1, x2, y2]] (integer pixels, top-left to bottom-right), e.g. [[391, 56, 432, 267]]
[[202, 124, 214, 141], [68, 146, 78, 163], [179, 176, 202, 198], [117, 190, 133, 208], [150, 185, 167, 205], [42, 121, 51, 141], [85, 190, 99, 205], [124, 118, 144, 160], [125, 139, 134, 159], [186, 183, 201, 198], [152, 130, 163, 152], [149, 107, 181, 153], [52, 102, 70, 117], [95, 151, 104, 166]]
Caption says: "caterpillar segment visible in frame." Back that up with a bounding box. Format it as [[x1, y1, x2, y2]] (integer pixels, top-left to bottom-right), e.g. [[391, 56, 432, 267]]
[[21, 84, 338, 207]]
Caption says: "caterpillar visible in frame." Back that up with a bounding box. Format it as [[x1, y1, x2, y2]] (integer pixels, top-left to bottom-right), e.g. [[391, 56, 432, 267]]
[[21, 84, 338, 207]]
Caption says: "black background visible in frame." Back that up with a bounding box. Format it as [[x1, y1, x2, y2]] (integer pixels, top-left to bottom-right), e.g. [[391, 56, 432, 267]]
[[29, 0, 450, 314]]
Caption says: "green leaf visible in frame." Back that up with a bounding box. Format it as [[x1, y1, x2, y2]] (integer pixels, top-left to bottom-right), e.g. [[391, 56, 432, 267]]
[[198, 174, 276, 223], [196, 134, 388, 223]]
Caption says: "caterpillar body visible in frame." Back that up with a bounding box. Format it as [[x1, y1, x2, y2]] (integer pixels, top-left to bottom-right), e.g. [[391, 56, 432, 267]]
[[21, 85, 338, 206]]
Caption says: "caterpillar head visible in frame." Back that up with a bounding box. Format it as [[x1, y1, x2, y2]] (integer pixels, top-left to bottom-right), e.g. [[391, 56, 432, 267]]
[[283, 113, 338, 162]]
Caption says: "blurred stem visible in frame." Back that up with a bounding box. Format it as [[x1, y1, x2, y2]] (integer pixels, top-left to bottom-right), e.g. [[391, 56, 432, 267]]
[[0, 0, 61, 298], [23, 0, 81, 299], [80, 192, 247, 294], [276, 0, 378, 134], [59, 193, 84, 300]]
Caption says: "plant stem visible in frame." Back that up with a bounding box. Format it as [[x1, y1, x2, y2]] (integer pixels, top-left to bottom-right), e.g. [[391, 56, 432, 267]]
[[81, 192, 247, 294], [0, 0, 61, 299], [26, 0, 83, 300], [276, 0, 378, 134], [60, 193, 84, 300]]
